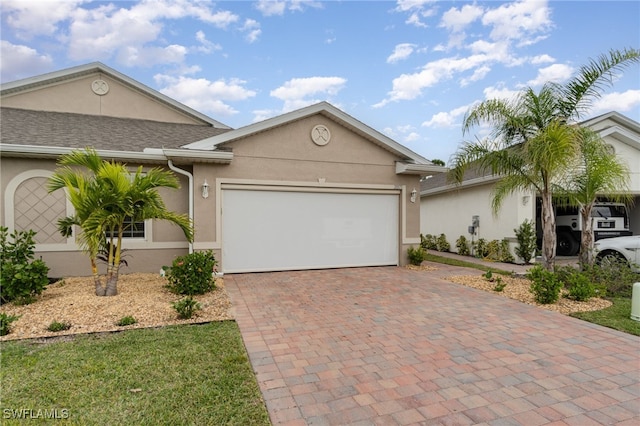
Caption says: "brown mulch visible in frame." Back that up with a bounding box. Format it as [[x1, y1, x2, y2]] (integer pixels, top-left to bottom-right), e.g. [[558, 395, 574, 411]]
[[0, 273, 233, 341], [2, 266, 613, 341]]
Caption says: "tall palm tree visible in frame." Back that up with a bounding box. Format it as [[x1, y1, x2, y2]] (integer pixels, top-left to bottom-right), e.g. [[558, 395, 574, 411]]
[[557, 128, 632, 268], [49, 148, 193, 296], [450, 48, 639, 271]]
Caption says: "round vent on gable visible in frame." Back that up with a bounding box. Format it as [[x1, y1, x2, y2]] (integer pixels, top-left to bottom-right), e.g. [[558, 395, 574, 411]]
[[311, 124, 331, 146], [91, 79, 110, 96]]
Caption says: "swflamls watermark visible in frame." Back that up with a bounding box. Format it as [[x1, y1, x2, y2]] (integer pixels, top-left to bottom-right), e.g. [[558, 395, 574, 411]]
[[3, 408, 69, 420]]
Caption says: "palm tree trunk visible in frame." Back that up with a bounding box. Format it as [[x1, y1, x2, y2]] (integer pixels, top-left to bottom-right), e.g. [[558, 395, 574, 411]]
[[540, 191, 556, 271], [105, 232, 122, 296], [579, 205, 594, 269], [91, 257, 106, 296]]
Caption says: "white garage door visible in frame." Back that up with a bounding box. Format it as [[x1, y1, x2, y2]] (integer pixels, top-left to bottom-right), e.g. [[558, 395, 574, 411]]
[[222, 189, 399, 273]]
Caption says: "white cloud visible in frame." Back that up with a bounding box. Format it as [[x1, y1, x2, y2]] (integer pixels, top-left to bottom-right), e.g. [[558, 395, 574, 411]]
[[527, 63, 574, 86], [242, 19, 262, 43], [440, 4, 483, 33], [255, 0, 323, 16], [483, 84, 520, 102], [530, 54, 555, 64], [404, 132, 421, 142], [422, 105, 469, 128], [460, 65, 491, 87], [396, 0, 437, 27], [2, 0, 84, 39], [591, 90, 640, 116], [482, 0, 552, 44], [155, 74, 256, 116], [387, 43, 417, 64], [271, 76, 346, 100], [195, 31, 222, 54], [375, 54, 492, 107], [117, 44, 188, 67], [0, 40, 53, 82]]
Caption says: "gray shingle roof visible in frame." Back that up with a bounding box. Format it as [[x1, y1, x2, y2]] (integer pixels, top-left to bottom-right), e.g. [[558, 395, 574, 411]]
[[1, 107, 231, 152]]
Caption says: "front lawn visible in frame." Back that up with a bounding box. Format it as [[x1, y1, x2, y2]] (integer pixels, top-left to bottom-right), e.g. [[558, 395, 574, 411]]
[[571, 298, 640, 336], [0, 322, 270, 425]]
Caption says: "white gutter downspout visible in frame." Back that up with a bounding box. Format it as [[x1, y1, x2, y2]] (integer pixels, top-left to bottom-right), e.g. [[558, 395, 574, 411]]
[[167, 159, 194, 254]]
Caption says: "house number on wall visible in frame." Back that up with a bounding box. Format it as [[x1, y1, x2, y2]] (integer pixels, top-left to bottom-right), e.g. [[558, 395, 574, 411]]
[[311, 124, 331, 146]]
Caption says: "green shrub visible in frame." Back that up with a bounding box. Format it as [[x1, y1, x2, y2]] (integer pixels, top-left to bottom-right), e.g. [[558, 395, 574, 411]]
[[407, 246, 426, 266], [565, 271, 596, 301], [436, 234, 450, 252], [493, 277, 506, 292], [455, 236, 470, 256], [172, 297, 201, 319], [0, 227, 49, 304], [500, 239, 515, 263], [486, 240, 501, 260], [582, 260, 639, 298], [514, 220, 537, 264], [473, 238, 489, 258], [420, 234, 437, 250], [47, 321, 71, 332], [165, 251, 217, 295], [527, 265, 562, 304], [116, 316, 137, 326], [0, 313, 20, 336]]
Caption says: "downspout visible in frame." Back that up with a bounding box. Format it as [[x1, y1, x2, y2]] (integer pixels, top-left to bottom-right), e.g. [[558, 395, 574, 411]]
[[167, 159, 194, 254]]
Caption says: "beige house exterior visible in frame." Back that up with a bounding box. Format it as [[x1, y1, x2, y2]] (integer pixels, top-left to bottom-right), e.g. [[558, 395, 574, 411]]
[[1, 63, 445, 277], [420, 112, 640, 261]]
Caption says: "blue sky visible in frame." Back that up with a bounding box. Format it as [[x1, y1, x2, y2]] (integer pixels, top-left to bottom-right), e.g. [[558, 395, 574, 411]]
[[2, 0, 639, 163]]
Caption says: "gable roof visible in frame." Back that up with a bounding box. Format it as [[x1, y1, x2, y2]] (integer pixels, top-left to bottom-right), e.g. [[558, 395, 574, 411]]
[[0, 62, 231, 129], [183, 101, 441, 170]]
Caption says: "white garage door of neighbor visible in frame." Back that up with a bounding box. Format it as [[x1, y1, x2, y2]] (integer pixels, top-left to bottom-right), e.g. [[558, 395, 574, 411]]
[[222, 189, 399, 273]]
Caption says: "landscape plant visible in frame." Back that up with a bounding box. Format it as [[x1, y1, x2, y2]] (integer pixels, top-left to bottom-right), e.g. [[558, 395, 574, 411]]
[[47, 321, 72, 332], [436, 233, 450, 252], [116, 316, 137, 327], [420, 234, 437, 250], [0, 313, 20, 336], [450, 48, 640, 271], [565, 270, 597, 302], [499, 239, 515, 263], [473, 238, 489, 258], [407, 246, 426, 266], [165, 251, 217, 295], [172, 297, 201, 319], [527, 264, 562, 304], [455, 235, 470, 256], [514, 220, 537, 264], [48, 148, 193, 296], [0, 227, 49, 305]]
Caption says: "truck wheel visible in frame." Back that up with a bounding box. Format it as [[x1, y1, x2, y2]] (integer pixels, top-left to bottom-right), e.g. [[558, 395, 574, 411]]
[[557, 232, 578, 256]]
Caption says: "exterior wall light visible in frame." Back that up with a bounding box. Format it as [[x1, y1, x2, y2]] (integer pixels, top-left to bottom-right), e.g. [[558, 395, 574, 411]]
[[410, 188, 417, 203], [201, 180, 210, 199]]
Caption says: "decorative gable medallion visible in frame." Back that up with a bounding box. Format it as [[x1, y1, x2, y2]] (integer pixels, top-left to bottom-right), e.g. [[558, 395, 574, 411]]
[[91, 79, 110, 96], [311, 124, 331, 146]]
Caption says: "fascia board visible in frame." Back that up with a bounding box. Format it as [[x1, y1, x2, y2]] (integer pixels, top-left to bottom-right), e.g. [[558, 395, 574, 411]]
[[396, 162, 448, 175], [420, 174, 500, 196], [0, 144, 232, 164], [597, 126, 640, 150]]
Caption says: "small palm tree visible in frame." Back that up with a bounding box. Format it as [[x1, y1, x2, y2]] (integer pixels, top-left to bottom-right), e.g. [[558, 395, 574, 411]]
[[451, 48, 639, 271], [49, 148, 193, 296], [557, 128, 632, 268]]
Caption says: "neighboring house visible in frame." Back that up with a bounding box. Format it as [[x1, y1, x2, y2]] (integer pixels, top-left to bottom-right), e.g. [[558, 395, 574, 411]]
[[420, 112, 640, 261], [1, 62, 445, 277]]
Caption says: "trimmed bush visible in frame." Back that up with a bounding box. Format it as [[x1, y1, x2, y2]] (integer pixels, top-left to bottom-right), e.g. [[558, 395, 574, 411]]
[[116, 316, 137, 326], [407, 246, 426, 266], [473, 238, 489, 258], [565, 271, 596, 302], [165, 251, 217, 295], [527, 265, 562, 304], [455, 235, 470, 256], [0, 313, 20, 336], [420, 234, 437, 250], [172, 297, 201, 319], [436, 234, 450, 252], [47, 321, 71, 332], [514, 220, 537, 264]]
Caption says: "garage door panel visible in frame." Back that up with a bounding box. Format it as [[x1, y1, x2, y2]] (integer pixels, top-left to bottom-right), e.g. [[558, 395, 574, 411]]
[[222, 190, 398, 273]]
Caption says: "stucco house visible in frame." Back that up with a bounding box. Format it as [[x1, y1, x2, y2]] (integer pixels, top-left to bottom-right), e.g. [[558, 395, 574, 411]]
[[420, 112, 640, 261], [1, 62, 446, 277]]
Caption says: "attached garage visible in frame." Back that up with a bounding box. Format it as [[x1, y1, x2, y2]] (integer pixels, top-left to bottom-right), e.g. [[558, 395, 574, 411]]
[[221, 187, 399, 273]]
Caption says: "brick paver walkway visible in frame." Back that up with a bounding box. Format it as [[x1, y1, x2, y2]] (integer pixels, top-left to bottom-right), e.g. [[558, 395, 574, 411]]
[[225, 265, 639, 425]]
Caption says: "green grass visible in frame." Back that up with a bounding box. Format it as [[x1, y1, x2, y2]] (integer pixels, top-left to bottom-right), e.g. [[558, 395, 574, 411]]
[[0, 322, 270, 425], [570, 298, 640, 336], [425, 252, 515, 275]]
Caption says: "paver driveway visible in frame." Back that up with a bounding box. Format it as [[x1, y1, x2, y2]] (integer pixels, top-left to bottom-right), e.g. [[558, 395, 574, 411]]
[[225, 266, 639, 425]]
